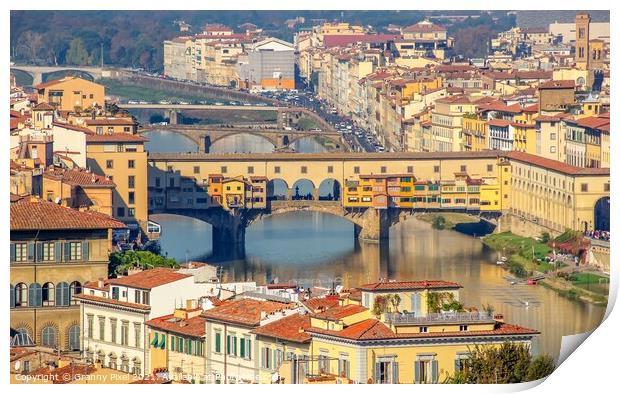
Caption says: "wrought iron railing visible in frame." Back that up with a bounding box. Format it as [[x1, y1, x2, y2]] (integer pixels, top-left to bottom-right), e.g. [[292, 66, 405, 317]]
[[385, 311, 495, 325]]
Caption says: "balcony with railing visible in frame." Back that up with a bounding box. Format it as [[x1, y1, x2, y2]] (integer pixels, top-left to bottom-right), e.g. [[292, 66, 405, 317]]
[[384, 311, 496, 326]]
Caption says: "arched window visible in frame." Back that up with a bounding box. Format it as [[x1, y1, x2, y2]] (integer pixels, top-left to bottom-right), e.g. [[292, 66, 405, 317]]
[[42, 282, 55, 306], [68, 325, 80, 351], [41, 326, 58, 348], [108, 353, 118, 369], [56, 282, 70, 306], [120, 354, 130, 372], [132, 358, 142, 376], [15, 283, 28, 307], [85, 348, 94, 364], [69, 281, 82, 305]]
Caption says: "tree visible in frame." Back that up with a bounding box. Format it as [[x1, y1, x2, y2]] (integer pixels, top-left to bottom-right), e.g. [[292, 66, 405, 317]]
[[444, 342, 551, 384], [539, 232, 551, 244], [65, 38, 90, 66], [431, 215, 447, 230], [526, 355, 555, 381], [109, 250, 178, 276]]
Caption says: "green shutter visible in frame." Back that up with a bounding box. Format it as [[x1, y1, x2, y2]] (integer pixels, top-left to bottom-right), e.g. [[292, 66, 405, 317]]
[[10, 285, 15, 309], [64, 242, 71, 261], [178, 336, 183, 353], [55, 242, 62, 261], [215, 333, 221, 353], [171, 335, 175, 351], [226, 335, 230, 354], [247, 340, 251, 359], [27, 242, 35, 261], [10, 244, 15, 262], [151, 332, 159, 347], [159, 335, 166, 349], [240, 338, 245, 358], [36, 243, 43, 262], [82, 241, 89, 261]]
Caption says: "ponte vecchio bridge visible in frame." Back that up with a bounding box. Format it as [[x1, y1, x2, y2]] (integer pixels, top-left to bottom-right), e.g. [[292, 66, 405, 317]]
[[147, 151, 516, 255]]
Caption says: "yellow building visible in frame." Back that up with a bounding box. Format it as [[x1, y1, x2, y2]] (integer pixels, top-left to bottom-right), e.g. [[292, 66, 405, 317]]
[[10, 198, 125, 351], [34, 77, 105, 112], [85, 133, 149, 233], [306, 280, 539, 384], [42, 166, 115, 217], [461, 115, 488, 152], [83, 117, 139, 135], [147, 302, 207, 383]]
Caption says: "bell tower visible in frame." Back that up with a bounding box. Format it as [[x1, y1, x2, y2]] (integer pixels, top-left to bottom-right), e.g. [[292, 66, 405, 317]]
[[575, 12, 590, 70]]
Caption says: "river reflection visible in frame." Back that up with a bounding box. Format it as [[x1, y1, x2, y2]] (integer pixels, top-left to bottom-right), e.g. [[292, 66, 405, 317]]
[[152, 212, 605, 360]]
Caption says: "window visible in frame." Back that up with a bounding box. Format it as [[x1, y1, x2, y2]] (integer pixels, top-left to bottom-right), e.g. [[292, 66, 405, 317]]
[[459, 325, 468, 331], [142, 291, 149, 305], [155, 177, 161, 187], [274, 166, 281, 174], [87, 314, 94, 338], [434, 165, 440, 173], [414, 358, 438, 384], [128, 159, 135, 169], [123, 126, 130, 132], [41, 242, 56, 261], [354, 166, 360, 174], [121, 321, 129, 346], [248, 166, 254, 174], [117, 207, 125, 217], [550, 146, 556, 153], [227, 334, 237, 356], [97, 126, 104, 134], [14, 283, 28, 307], [110, 319, 117, 343], [98, 316, 105, 340], [128, 191, 135, 205], [460, 165, 467, 172], [375, 360, 397, 384], [42, 282, 55, 306], [301, 166, 307, 174], [128, 176, 135, 189], [240, 336, 251, 359], [69, 325, 80, 351], [338, 357, 350, 378], [41, 326, 58, 348], [68, 242, 83, 261], [106, 160, 114, 169], [132, 359, 142, 376], [13, 243, 28, 262], [221, 166, 227, 174], [28, 283, 42, 307], [419, 326, 428, 333], [380, 166, 387, 174], [262, 347, 272, 369], [193, 166, 200, 174], [487, 164, 493, 172], [128, 208, 135, 217], [581, 183, 588, 192], [327, 165, 334, 174], [134, 323, 142, 348], [214, 332, 222, 353], [318, 354, 330, 373], [604, 183, 610, 192]]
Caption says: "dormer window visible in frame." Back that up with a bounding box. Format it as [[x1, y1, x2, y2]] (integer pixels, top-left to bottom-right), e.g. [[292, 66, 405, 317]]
[[111, 286, 119, 300]]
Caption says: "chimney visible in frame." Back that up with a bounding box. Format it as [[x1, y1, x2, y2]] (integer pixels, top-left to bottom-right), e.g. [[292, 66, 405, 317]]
[[298, 327, 305, 333], [186, 299, 196, 310], [260, 311, 268, 320], [98, 279, 104, 288]]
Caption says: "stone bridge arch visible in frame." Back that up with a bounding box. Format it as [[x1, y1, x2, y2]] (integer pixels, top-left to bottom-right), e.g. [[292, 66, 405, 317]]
[[286, 133, 344, 151], [205, 130, 279, 151]]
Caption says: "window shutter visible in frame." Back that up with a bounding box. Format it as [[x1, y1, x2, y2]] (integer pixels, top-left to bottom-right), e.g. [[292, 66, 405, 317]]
[[171, 335, 175, 351], [27, 242, 35, 261], [10, 285, 15, 309], [392, 362, 399, 384], [151, 332, 159, 347], [247, 339, 251, 359], [431, 360, 438, 383], [240, 337, 245, 358], [55, 242, 62, 261], [28, 284, 36, 307], [82, 241, 89, 261], [64, 242, 71, 261], [374, 362, 381, 384], [63, 283, 70, 306], [36, 243, 43, 262], [414, 361, 421, 384], [56, 284, 62, 306], [159, 335, 166, 349], [261, 348, 265, 368], [10, 244, 15, 262], [226, 335, 230, 354]]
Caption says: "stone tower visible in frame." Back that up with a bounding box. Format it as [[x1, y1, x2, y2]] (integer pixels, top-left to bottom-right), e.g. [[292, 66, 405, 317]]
[[575, 12, 591, 71]]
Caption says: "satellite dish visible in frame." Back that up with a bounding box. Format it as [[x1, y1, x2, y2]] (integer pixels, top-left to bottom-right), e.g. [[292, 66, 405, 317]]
[[14, 360, 21, 371]]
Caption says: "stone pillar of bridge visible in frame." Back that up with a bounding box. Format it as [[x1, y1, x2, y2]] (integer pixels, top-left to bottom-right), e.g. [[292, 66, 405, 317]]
[[312, 188, 320, 201], [354, 208, 391, 242], [167, 109, 178, 125], [287, 188, 293, 200], [32, 72, 43, 86], [211, 211, 247, 258]]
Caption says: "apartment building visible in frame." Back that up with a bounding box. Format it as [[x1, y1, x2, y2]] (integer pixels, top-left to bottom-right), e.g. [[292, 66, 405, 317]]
[[10, 198, 125, 351], [430, 95, 478, 152], [34, 77, 105, 112], [239, 38, 295, 90], [396, 20, 452, 59]]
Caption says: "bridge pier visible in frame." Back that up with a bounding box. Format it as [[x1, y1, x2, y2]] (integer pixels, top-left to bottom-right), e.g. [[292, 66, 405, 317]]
[[354, 208, 393, 242], [167, 109, 180, 125], [32, 72, 43, 86]]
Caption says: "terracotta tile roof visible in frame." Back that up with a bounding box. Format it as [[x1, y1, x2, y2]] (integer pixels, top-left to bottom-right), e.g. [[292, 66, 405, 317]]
[[535, 113, 572, 122], [488, 118, 512, 128], [201, 298, 291, 327], [506, 151, 610, 176], [312, 304, 368, 321], [33, 77, 76, 90], [539, 80, 575, 89], [572, 116, 610, 130], [252, 313, 312, 343], [85, 118, 136, 126], [74, 293, 151, 311], [108, 268, 191, 290], [324, 34, 399, 48], [359, 280, 462, 291], [435, 95, 472, 104], [43, 167, 115, 187], [52, 121, 94, 134], [301, 297, 340, 313], [33, 102, 55, 111], [84, 279, 110, 291], [308, 320, 539, 341], [478, 101, 523, 113], [86, 133, 147, 143], [146, 314, 206, 337], [403, 21, 446, 33], [27, 363, 98, 383], [10, 198, 125, 230]]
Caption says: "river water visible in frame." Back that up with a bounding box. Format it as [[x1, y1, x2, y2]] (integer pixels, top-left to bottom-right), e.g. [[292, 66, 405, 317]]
[[144, 130, 606, 360]]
